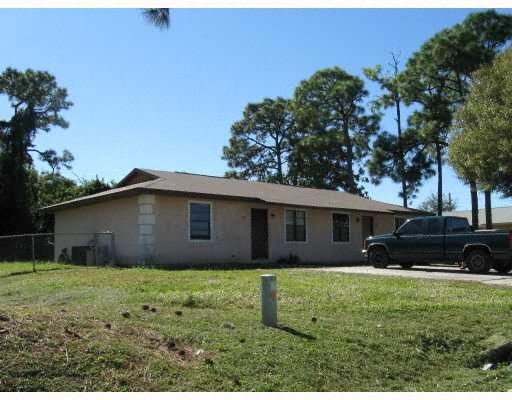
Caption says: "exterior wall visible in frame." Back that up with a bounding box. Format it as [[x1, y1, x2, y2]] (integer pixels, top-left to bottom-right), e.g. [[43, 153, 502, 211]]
[[495, 223, 512, 230], [54, 193, 403, 266], [267, 208, 396, 264], [153, 196, 253, 264], [54, 197, 138, 265], [153, 195, 398, 265]]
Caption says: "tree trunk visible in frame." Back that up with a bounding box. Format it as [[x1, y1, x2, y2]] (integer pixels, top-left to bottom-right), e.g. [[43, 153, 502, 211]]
[[436, 142, 443, 216], [343, 123, 357, 194], [395, 94, 406, 208], [470, 180, 479, 229], [484, 189, 492, 229], [275, 145, 283, 184], [390, 53, 407, 208]]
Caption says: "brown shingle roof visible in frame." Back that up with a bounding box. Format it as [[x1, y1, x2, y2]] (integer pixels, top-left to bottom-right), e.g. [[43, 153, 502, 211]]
[[42, 168, 421, 215]]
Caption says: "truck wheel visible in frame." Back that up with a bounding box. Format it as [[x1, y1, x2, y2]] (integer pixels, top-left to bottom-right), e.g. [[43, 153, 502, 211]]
[[465, 249, 490, 274], [369, 247, 389, 269], [400, 263, 414, 269]]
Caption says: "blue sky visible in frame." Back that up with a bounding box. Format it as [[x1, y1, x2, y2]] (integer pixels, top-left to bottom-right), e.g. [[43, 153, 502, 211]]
[[1, 8, 510, 211]]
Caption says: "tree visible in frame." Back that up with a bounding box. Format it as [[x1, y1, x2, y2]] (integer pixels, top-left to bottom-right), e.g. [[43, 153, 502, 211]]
[[0, 68, 72, 234], [292, 67, 380, 194], [33, 173, 114, 232], [419, 192, 457, 214], [223, 97, 297, 184], [402, 10, 512, 216], [33, 172, 80, 232], [364, 55, 435, 207], [38, 149, 74, 174], [450, 48, 512, 226], [143, 9, 170, 30], [78, 176, 114, 197]]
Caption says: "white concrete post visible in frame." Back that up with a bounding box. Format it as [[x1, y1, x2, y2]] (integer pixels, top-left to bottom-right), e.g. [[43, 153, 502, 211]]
[[261, 274, 277, 327]]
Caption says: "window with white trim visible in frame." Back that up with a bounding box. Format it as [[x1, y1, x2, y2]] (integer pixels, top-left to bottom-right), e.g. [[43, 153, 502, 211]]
[[285, 210, 306, 242], [332, 213, 350, 242], [189, 202, 211, 240]]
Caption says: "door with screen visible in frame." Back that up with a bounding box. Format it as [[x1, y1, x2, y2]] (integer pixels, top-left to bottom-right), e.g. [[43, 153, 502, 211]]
[[251, 209, 269, 260]]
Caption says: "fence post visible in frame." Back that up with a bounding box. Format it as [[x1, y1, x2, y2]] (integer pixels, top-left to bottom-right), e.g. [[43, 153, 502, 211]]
[[261, 274, 277, 327], [31, 235, 36, 272]]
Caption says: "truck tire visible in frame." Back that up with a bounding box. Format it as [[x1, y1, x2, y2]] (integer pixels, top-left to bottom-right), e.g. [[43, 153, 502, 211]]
[[465, 249, 490, 274], [369, 247, 389, 269]]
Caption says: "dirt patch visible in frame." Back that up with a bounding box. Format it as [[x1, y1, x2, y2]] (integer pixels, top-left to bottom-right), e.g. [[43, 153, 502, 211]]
[[1, 310, 214, 367], [119, 325, 215, 364]]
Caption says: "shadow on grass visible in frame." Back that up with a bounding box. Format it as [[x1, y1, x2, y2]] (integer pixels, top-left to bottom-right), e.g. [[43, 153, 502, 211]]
[[275, 324, 316, 340], [130, 262, 364, 272], [0, 267, 69, 278]]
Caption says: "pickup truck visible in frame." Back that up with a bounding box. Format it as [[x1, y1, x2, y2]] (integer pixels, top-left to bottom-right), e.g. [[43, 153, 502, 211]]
[[362, 216, 512, 274]]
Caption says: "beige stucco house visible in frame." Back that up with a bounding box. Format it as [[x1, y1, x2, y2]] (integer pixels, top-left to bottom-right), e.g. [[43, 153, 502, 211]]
[[445, 206, 512, 230], [43, 168, 422, 266]]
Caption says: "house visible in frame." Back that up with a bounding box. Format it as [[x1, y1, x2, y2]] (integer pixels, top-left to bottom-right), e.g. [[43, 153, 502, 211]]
[[43, 168, 423, 266], [445, 206, 512, 230]]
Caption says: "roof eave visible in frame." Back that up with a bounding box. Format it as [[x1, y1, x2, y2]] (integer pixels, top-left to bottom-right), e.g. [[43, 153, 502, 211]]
[[41, 187, 143, 213]]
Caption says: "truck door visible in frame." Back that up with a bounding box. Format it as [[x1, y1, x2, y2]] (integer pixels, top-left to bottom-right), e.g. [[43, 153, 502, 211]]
[[444, 217, 472, 261], [391, 218, 425, 259], [420, 217, 445, 260]]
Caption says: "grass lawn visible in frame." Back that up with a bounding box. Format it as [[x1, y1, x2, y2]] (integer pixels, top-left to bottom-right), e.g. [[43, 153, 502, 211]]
[[1, 262, 512, 391]]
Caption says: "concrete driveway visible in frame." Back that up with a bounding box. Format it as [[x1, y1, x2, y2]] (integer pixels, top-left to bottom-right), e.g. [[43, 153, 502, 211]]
[[305, 264, 512, 287]]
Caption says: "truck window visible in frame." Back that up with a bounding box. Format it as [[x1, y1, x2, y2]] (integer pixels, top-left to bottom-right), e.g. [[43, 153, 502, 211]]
[[446, 217, 470, 233], [398, 219, 423, 235], [425, 218, 444, 235]]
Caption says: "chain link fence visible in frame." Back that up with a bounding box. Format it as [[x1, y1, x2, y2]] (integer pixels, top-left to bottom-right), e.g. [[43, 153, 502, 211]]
[[0, 232, 115, 273]]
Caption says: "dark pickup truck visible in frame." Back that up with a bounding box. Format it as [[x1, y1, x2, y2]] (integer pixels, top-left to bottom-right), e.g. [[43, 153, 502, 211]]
[[362, 216, 512, 274]]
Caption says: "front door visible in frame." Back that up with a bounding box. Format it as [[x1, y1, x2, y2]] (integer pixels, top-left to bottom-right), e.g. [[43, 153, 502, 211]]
[[361, 216, 374, 244], [251, 209, 269, 260]]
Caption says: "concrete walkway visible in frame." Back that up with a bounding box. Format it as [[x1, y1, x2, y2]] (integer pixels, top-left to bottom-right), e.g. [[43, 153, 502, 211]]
[[304, 264, 512, 287]]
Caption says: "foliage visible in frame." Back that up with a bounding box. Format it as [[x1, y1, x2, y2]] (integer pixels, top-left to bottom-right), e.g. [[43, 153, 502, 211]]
[[450, 48, 512, 198], [143, 9, 170, 30], [401, 10, 512, 213], [222, 97, 297, 184], [38, 149, 74, 174], [1, 264, 512, 391], [364, 56, 435, 207], [419, 192, 457, 214], [33, 172, 80, 232], [0, 68, 72, 235], [292, 67, 380, 195], [32, 173, 114, 232], [78, 176, 115, 197]]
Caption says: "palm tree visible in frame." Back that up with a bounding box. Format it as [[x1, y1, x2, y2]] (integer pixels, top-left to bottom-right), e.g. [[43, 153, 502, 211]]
[[143, 9, 170, 30]]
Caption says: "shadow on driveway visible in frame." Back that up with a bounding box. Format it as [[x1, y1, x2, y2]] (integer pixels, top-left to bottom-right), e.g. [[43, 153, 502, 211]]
[[305, 264, 512, 287]]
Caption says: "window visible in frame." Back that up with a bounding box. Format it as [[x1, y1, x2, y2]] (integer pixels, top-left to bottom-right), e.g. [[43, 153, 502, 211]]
[[285, 210, 306, 242], [425, 218, 444, 235], [394, 216, 407, 230], [189, 202, 211, 240], [398, 218, 423, 235], [446, 217, 470, 233], [332, 213, 350, 242]]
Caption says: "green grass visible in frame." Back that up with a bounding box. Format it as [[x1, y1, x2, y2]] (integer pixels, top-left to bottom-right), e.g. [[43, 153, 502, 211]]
[[1, 262, 512, 391]]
